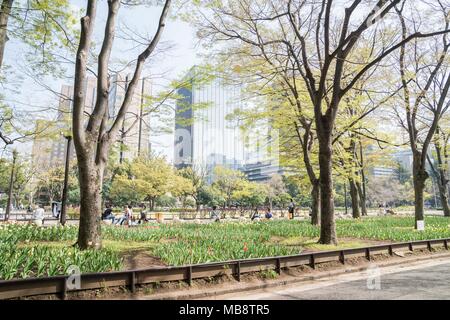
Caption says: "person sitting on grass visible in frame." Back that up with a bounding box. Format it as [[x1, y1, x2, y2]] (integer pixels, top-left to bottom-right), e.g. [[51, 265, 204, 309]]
[[139, 205, 149, 224], [210, 205, 221, 222], [251, 208, 261, 221], [101, 204, 115, 223], [265, 207, 273, 220], [32, 204, 45, 226], [114, 206, 131, 225]]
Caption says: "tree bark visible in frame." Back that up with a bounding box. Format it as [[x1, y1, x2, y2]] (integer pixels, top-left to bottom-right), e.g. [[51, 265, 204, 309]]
[[434, 133, 450, 217], [349, 178, 360, 219], [77, 159, 103, 249], [0, 0, 13, 70], [356, 180, 367, 216], [413, 154, 428, 227], [437, 181, 450, 217], [294, 122, 320, 226], [317, 125, 337, 244], [311, 179, 320, 225], [427, 138, 450, 217]]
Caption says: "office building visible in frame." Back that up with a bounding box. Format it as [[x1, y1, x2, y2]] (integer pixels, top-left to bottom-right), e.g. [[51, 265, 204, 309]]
[[32, 73, 152, 171], [174, 69, 282, 181]]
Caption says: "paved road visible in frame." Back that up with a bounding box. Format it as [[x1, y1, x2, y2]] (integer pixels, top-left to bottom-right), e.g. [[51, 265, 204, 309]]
[[211, 258, 450, 300]]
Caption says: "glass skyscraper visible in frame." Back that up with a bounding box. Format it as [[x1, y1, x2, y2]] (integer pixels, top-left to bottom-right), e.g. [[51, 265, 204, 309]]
[[174, 71, 246, 172], [174, 68, 283, 181]]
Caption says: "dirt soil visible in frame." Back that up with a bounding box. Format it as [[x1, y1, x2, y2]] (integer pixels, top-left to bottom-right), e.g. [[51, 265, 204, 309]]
[[121, 250, 167, 270]]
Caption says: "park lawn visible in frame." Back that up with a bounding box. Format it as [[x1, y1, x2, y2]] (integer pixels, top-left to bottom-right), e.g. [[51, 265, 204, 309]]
[[1, 216, 450, 280]]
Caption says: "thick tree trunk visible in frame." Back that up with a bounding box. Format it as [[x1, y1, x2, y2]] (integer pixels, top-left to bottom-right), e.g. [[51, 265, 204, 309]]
[[317, 132, 337, 244], [413, 155, 428, 228], [77, 159, 103, 249], [0, 0, 13, 70], [311, 179, 320, 225], [349, 179, 360, 219]]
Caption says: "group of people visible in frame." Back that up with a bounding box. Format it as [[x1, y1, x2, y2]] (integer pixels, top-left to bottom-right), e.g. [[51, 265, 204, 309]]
[[101, 204, 149, 226], [210, 199, 296, 222], [250, 207, 273, 221], [102, 199, 297, 225]]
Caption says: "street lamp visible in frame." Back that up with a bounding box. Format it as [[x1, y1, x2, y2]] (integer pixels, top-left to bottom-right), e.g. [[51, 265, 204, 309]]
[[60, 134, 72, 226], [5, 149, 17, 221]]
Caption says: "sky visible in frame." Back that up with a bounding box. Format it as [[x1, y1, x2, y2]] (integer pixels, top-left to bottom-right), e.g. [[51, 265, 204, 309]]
[[2, 0, 200, 162]]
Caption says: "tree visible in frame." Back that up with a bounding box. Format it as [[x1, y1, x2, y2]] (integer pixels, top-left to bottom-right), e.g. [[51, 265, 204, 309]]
[[36, 164, 77, 205], [170, 174, 195, 208], [71, 0, 171, 249], [178, 165, 207, 210], [109, 155, 190, 210], [190, 0, 449, 244], [264, 174, 286, 210], [0, 0, 78, 71], [211, 166, 245, 208], [393, 1, 450, 227], [427, 125, 450, 216], [232, 180, 267, 209]]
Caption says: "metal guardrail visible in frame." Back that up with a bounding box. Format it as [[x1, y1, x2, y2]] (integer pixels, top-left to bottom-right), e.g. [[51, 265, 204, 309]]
[[0, 238, 449, 300]]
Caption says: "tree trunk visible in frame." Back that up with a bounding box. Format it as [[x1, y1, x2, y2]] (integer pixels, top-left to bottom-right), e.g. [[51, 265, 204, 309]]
[[356, 181, 367, 216], [311, 179, 320, 225], [0, 0, 13, 70], [76, 159, 103, 249], [317, 130, 337, 244], [413, 155, 428, 228], [433, 135, 450, 217], [437, 182, 450, 217], [349, 178, 360, 219]]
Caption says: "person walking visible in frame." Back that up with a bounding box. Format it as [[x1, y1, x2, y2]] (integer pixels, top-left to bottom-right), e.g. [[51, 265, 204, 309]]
[[288, 199, 295, 220]]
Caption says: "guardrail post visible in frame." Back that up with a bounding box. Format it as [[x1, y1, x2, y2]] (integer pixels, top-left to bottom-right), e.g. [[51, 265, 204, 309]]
[[445, 240, 449, 250], [61, 277, 68, 300], [388, 245, 393, 256], [276, 258, 281, 275], [365, 248, 371, 261], [310, 254, 315, 269], [130, 272, 136, 293], [427, 241, 432, 252], [187, 266, 192, 286], [339, 251, 345, 265], [236, 261, 241, 282]]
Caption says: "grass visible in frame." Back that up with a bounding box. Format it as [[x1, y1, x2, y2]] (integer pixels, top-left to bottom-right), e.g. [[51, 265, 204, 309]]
[[1, 216, 450, 280]]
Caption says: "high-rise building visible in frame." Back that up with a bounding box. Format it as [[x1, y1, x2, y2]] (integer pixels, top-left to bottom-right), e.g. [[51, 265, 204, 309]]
[[174, 69, 282, 181], [109, 73, 152, 160], [31, 120, 55, 172], [31, 73, 152, 171], [174, 72, 246, 171]]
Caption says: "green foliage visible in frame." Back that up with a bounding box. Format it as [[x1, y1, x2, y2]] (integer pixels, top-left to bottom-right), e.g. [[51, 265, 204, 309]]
[[2, 216, 450, 278], [0, 224, 121, 279], [211, 166, 246, 206], [7, 0, 80, 77], [232, 180, 267, 208]]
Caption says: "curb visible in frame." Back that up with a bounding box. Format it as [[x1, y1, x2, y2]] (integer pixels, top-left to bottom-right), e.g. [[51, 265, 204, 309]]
[[139, 251, 450, 300]]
